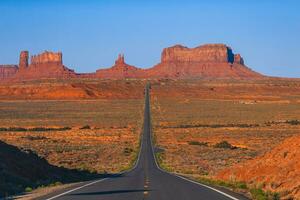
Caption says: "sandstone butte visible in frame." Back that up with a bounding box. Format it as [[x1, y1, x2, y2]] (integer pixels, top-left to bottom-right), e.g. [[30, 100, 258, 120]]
[[217, 134, 300, 199], [0, 44, 263, 81]]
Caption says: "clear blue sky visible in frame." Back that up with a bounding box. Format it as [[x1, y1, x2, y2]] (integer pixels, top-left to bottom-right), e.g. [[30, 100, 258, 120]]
[[0, 0, 299, 77]]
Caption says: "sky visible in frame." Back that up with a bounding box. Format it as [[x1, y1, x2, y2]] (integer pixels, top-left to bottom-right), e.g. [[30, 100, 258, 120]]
[[0, 0, 299, 77]]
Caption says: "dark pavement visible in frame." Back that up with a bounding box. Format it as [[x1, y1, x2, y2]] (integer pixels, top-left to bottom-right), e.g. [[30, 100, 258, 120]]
[[40, 84, 246, 200]]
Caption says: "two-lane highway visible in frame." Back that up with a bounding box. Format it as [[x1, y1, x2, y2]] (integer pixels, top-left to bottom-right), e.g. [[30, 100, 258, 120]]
[[40, 84, 246, 200]]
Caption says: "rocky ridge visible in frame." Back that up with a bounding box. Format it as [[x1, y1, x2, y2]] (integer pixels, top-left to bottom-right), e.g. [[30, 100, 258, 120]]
[[96, 54, 144, 79], [0, 65, 18, 79], [0, 43, 263, 81], [217, 134, 300, 199]]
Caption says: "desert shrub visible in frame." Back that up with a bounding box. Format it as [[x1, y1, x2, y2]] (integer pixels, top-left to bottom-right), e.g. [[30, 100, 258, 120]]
[[174, 123, 259, 129], [123, 147, 133, 156], [250, 188, 266, 200], [155, 152, 172, 171], [58, 127, 71, 131], [29, 127, 52, 131], [214, 141, 236, 149], [268, 192, 280, 200], [29, 127, 71, 131], [0, 127, 71, 132], [286, 119, 300, 125], [188, 141, 208, 146], [197, 177, 248, 190], [25, 187, 32, 192], [237, 123, 259, 128], [49, 181, 62, 187], [80, 125, 91, 129], [250, 188, 280, 200], [35, 127, 71, 131], [155, 152, 163, 165], [23, 136, 47, 141], [235, 182, 248, 189], [8, 127, 27, 131]]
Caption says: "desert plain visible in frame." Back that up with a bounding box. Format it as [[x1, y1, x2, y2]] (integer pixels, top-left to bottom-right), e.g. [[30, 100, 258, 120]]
[[151, 78, 300, 199], [0, 77, 299, 199]]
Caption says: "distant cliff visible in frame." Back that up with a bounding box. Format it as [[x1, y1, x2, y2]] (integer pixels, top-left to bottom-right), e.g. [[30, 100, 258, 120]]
[[16, 51, 76, 79], [144, 44, 261, 79], [0, 51, 77, 81], [161, 44, 236, 63], [96, 54, 144, 79], [0, 43, 264, 81], [0, 65, 18, 79]]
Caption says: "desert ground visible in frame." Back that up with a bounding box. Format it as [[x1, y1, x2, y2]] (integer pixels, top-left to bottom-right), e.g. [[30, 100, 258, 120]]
[[150, 78, 300, 199], [1, 78, 300, 199], [0, 79, 145, 196], [0, 79, 145, 173]]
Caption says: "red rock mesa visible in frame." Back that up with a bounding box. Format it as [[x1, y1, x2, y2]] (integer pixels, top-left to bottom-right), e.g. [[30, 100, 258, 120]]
[[145, 44, 261, 78], [0, 65, 18, 79], [96, 54, 144, 79], [14, 51, 76, 80], [0, 43, 263, 81]]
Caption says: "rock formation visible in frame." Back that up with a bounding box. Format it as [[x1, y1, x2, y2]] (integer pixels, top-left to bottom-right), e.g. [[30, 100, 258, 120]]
[[145, 44, 262, 79], [0, 65, 18, 79], [0, 51, 77, 81], [0, 43, 264, 81], [234, 54, 244, 65], [14, 51, 76, 80], [31, 51, 62, 65], [217, 134, 300, 199], [96, 54, 144, 79], [19, 51, 29, 70], [161, 44, 234, 63]]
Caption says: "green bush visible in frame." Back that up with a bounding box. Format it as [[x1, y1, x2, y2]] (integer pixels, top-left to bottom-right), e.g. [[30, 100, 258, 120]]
[[250, 188, 267, 200], [188, 141, 208, 146], [29, 127, 51, 131], [214, 141, 236, 149], [59, 127, 72, 131], [196, 176, 248, 190], [286, 120, 300, 125], [0, 126, 72, 132], [8, 127, 27, 131], [23, 135, 47, 140], [250, 188, 280, 200], [54, 181, 62, 186], [29, 127, 71, 131], [123, 147, 133, 156], [25, 187, 32, 192], [80, 125, 91, 129]]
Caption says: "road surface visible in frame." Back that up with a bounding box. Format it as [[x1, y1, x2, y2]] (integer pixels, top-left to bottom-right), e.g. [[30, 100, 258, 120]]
[[40, 84, 247, 200]]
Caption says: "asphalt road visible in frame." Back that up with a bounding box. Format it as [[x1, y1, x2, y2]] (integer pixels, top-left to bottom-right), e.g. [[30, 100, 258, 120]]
[[39, 84, 247, 200]]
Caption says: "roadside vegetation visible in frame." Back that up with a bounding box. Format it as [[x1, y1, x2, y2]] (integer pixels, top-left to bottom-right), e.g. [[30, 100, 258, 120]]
[[150, 79, 300, 199], [196, 176, 280, 200]]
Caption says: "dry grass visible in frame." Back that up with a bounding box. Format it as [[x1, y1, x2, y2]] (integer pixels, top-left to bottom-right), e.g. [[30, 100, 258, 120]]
[[150, 79, 300, 177], [0, 99, 143, 128], [0, 128, 140, 173], [0, 92, 144, 173]]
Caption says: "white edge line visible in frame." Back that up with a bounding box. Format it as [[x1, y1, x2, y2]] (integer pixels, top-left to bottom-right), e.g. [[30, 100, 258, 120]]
[[45, 92, 147, 200], [45, 178, 107, 200], [148, 90, 240, 200]]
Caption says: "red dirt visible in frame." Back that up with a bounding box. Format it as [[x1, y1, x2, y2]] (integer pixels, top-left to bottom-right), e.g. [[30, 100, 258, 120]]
[[0, 80, 145, 100], [217, 134, 300, 199]]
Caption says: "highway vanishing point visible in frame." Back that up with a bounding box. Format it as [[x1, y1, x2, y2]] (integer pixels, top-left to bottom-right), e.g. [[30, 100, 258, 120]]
[[39, 84, 247, 200]]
